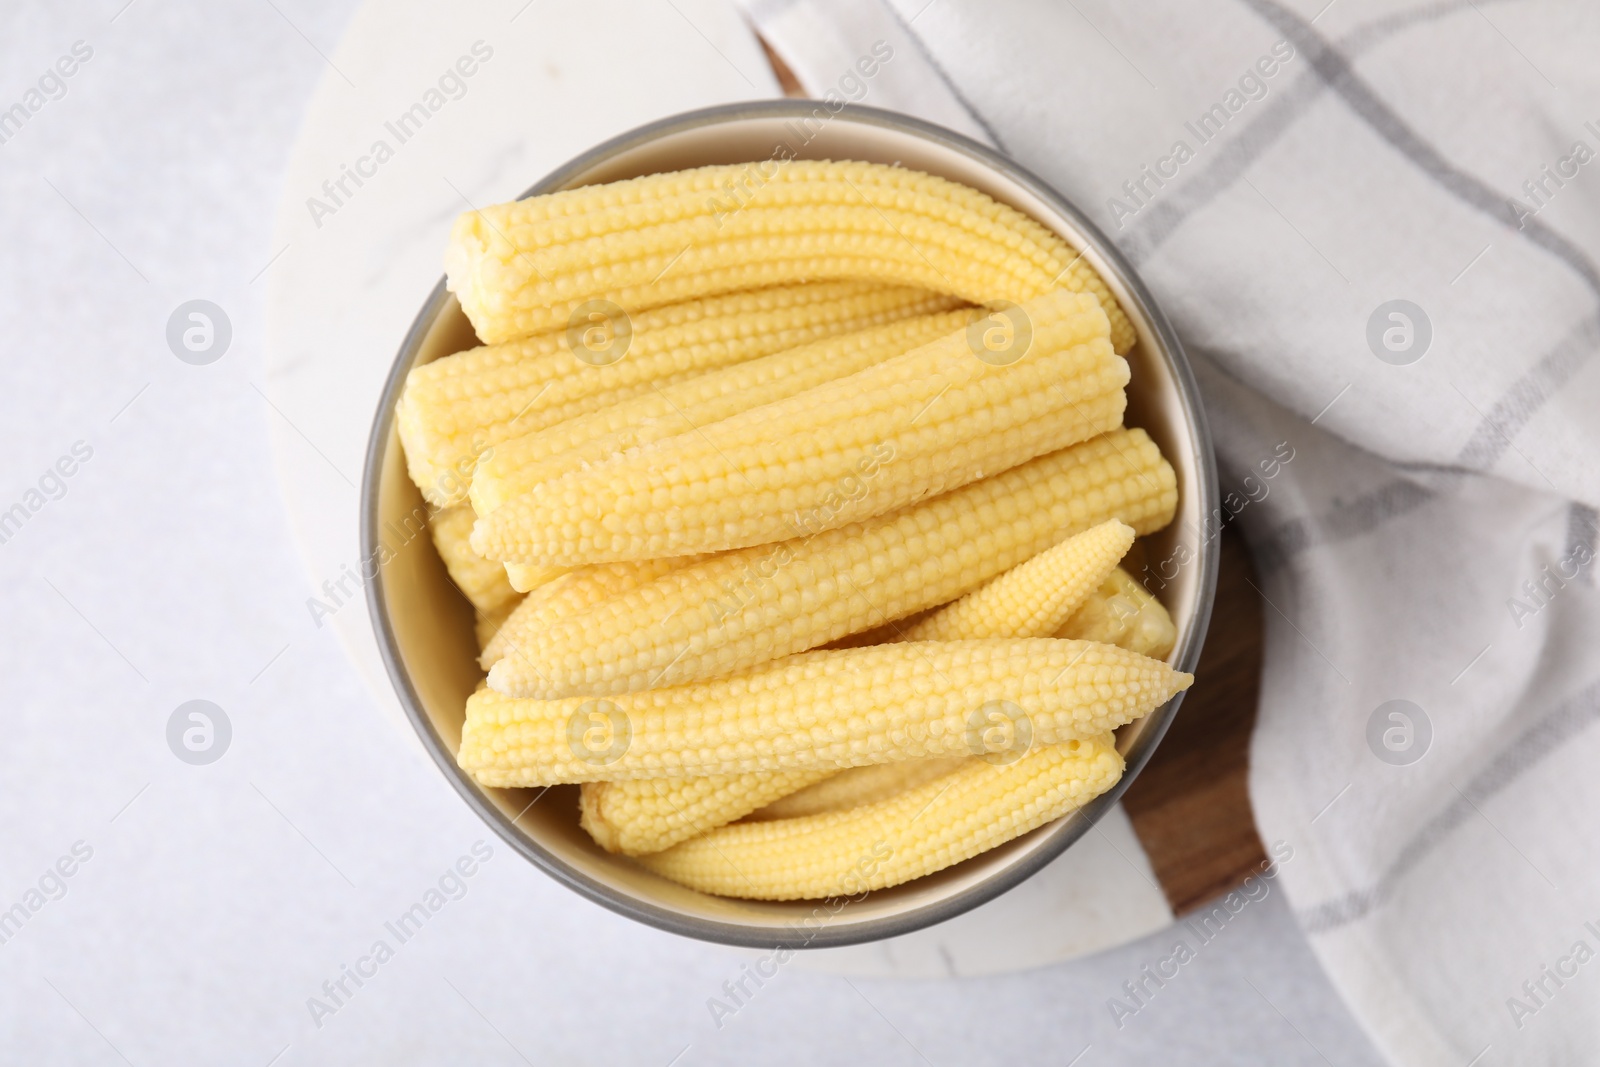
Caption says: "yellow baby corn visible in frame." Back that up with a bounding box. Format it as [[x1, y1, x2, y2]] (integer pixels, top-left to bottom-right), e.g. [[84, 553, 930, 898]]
[[579, 770, 832, 856], [399, 282, 952, 506], [486, 428, 1176, 699], [444, 160, 1134, 352], [457, 639, 1191, 785], [468, 309, 975, 519], [584, 519, 1139, 850], [428, 505, 520, 617], [749, 758, 971, 822], [481, 555, 710, 670], [747, 535, 1163, 824], [638, 735, 1123, 900], [1057, 566, 1177, 659], [740, 580, 1174, 830], [900, 520, 1134, 641], [472, 289, 1127, 565], [579, 759, 964, 856], [725, 520, 1136, 823]]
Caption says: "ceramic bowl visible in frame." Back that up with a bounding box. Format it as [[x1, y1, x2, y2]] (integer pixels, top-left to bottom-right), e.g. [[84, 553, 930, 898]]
[[362, 101, 1218, 948]]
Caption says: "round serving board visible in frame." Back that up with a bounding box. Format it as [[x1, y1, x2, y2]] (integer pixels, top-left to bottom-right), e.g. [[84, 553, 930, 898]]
[[262, 0, 1265, 975]]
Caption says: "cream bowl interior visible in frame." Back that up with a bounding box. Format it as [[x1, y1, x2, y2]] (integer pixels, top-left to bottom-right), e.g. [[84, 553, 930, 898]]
[[363, 102, 1218, 948]]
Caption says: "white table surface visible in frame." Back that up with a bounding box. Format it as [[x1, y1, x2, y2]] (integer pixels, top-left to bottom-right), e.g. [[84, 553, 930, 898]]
[[0, 0, 1386, 1062]]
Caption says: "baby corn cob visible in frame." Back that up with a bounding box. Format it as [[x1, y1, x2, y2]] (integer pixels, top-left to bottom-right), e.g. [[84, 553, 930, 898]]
[[472, 290, 1127, 565], [444, 160, 1135, 352], [581, 517, 1141, 851], [638, 735, 1124, 900], [579, 769, 832, 856], [428, 505, 520, 617], [749, 536, 1166, 824], [399, 282, 954, 506], [482, 555, 710, 670], [468, 309, 976, 519], [458, 639, 1191, 785], [580, 758, 964, 855], [733, 521, 1137, 823], [900, 520, 1134, 641], [1057, 566, 1177, 659], [749, 758, 971, 822], [487, 428, 1176, 699]]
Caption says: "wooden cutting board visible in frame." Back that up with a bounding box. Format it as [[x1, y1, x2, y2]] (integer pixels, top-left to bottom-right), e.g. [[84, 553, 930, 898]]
[[760, 42, 1270, 917], [1121, 527, 1267, 914]]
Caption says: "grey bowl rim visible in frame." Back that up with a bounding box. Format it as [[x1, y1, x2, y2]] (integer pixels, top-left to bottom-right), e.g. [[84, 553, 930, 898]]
[[363, 99, 1219, 950]]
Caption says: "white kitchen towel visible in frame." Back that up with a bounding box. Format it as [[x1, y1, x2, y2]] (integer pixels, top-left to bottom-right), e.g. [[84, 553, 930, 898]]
[[743, 0, 1600, 1063]]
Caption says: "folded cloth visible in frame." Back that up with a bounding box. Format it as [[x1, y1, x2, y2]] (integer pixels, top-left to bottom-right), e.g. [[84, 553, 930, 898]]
[[744, 0, 1600, 1063]]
